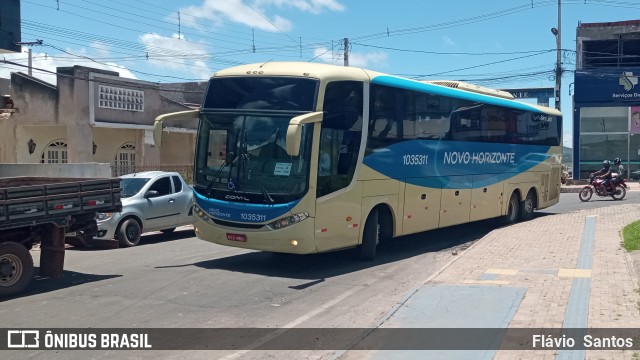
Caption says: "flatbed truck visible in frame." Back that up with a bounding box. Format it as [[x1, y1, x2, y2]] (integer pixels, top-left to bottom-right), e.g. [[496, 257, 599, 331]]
[[0, 177, 121, 297]]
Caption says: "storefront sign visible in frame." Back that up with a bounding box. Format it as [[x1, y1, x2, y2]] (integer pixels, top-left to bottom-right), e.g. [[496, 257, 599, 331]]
[[575, 68, 640, 103]]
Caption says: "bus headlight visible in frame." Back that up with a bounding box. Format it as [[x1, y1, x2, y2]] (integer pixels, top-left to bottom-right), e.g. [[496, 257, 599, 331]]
[[193, 205, 209, 221], [268, 212, 309, 230]]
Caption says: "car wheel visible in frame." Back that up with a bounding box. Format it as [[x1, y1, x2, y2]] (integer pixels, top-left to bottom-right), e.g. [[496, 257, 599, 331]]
[[0, 242, 34, 297], [161, 227, 176, 234], [118, 219, 142, 247]]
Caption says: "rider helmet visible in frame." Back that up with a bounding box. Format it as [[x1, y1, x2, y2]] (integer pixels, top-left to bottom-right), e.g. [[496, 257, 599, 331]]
[[603, 160, 610, 168], [614, 158, 622, 165]]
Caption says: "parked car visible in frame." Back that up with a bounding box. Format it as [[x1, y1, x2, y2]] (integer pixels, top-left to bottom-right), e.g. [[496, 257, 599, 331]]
[[95, 171, 193, 247]]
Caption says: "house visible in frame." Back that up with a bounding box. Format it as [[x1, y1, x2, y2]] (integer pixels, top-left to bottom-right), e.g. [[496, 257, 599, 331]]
[[0, 65, 205, 178]]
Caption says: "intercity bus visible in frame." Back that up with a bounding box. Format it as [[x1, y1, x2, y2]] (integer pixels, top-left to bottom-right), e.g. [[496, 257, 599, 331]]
[[154, 62, 562, 260]]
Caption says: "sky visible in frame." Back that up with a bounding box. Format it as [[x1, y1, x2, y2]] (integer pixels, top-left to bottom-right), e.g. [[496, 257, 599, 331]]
[[4, 0, 640, 147]]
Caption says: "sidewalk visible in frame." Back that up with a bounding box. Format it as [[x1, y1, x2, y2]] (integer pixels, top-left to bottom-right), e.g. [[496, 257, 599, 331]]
[[364, 200, 640, 359]]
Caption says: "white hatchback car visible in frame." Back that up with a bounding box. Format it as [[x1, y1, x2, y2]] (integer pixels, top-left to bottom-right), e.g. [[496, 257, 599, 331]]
[[95, 171, 193, 247]]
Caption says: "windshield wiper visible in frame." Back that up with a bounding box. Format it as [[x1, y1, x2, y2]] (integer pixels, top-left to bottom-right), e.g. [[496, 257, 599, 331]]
[[204, 152, 237, 198], [237, 130, 274, 203], [239, 152, 274, 204]]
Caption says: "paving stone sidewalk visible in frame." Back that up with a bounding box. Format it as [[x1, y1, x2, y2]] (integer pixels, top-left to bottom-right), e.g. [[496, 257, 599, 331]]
[[426, 203, 640, 359]]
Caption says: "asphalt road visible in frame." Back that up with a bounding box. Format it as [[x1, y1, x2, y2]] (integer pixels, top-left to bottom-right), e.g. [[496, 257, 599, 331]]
[[543, 190, 640, 214], [2, 193, 637, 359]]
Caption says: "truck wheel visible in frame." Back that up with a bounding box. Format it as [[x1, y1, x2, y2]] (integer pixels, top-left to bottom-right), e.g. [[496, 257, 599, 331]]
[[0, 242, 34, 297], [118, 219, 142, 247]]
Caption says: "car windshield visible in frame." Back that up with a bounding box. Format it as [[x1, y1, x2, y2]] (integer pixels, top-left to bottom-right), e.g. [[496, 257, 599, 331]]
[[120, 178, 151, 198]]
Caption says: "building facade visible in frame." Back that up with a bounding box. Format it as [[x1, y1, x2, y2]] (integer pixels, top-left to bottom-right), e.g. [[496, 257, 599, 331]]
[[0, 66, 205, 178], [573, 20, 640, 179]]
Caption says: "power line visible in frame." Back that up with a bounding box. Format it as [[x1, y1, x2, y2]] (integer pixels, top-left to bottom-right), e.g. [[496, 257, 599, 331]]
[[1, 59, 207, 92], [409, 50, 555, 78], [352, 42, 561, 56]]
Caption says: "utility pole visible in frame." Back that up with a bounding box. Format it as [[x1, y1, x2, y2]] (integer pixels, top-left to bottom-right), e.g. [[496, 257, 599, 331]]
[[553, 0, 562, 111], [343, 38, 349, 67], [14, 39, 43, 76]]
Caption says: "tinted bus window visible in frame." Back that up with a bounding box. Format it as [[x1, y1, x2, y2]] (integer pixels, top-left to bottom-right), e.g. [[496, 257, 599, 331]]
[[203, 77, 318, 111]]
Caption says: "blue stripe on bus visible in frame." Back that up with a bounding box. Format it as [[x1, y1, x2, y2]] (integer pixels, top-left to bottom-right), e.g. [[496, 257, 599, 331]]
[[194, 192, 300, 223], [363, 139, 552, 189], [371, 76, 546, 114]]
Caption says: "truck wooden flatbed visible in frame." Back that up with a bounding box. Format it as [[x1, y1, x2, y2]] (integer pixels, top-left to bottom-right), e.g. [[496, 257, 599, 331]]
[[0, 176, 122, 297]]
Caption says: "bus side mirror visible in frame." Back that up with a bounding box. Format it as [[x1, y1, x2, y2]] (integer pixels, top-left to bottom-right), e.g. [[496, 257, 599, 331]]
[[153, 110, 200, 148], [286, 111, 323, 156]]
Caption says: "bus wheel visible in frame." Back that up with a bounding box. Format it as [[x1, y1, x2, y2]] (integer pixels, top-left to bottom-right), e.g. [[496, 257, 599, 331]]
[[503, 193, 519, 225], [519, 190, 535, 221], [0, 242, 34, 297], [360, 209, 379, 261]]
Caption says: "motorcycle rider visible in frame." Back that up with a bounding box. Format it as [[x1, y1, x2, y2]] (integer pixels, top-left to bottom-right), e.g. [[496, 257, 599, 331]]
[[613, 158, 625, 185], [592, 160, 614, 193]]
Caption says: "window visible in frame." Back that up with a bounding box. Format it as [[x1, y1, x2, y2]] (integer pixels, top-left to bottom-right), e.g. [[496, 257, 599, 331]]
[[580, 107, 628, 133], [203, 77, 318, 111], [366, 83, 560, 149], [98, 85, 144, 112], [369, 85, 400, 143], [148, 177, 172, 196], [172, 175, 183, 192], [317, 81, 363, 197], [40, 140, 68, 164], [114, 143, 136, 176]]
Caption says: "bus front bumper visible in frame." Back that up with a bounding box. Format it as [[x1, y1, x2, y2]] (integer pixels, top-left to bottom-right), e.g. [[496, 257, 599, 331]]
[[193, 216, 318, 254]]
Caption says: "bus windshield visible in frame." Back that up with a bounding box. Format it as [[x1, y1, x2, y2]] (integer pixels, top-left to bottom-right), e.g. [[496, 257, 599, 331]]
[[193, 76, 318, 204], [194, 112, 313, 204]]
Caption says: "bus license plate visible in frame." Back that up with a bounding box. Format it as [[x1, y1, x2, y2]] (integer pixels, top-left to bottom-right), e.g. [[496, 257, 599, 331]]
[[226, 233, 247, 242]]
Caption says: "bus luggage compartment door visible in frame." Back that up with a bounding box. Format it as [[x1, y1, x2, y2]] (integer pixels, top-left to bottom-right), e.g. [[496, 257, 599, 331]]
[[439, 176, 471, 228]]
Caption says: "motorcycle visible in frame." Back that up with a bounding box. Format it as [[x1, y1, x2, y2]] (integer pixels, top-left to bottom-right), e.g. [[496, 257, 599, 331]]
[[578, 173, 627, 202]]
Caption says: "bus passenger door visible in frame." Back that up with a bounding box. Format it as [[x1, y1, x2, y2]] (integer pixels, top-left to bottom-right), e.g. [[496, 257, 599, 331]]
[[470, 175, 504, 222], [402, 180, 441, 235], [439, 176, 471, 227], [314, 80, 364, 252]]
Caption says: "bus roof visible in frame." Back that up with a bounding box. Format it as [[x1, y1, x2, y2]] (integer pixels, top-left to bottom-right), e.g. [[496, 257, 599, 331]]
[[211, 62, 561, 116]]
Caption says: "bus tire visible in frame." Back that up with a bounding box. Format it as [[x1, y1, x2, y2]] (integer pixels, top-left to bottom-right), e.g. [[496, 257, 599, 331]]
[[519, 190, 535, 221], [360, 209, 379, 261], [118, 218, 142, 247], [503, 192, 519, 225], [0, 242, 34, 297]]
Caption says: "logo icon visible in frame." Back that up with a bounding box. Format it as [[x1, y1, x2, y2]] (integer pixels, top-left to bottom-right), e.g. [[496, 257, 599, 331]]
[[619, 72, 638, 91], [7, 330, 39, 348]]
